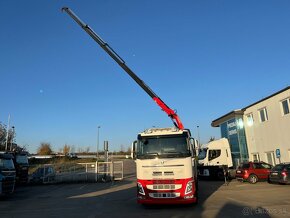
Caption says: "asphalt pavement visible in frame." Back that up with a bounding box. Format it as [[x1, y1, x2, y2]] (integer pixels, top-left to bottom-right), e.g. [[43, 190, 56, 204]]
[[0, 160, 289, 218]]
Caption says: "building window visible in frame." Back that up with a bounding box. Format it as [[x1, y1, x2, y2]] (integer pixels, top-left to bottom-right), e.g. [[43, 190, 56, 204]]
[[259, 107, 268, 122], [252, 153, 260, 162], [281, 98, 290, 115], [246, 113, 254, 126], [220, 123, 228, 138], [266, 152, 275, 166]]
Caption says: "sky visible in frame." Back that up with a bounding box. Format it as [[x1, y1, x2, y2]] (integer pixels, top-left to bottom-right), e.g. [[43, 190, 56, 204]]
[[1, 1, 290, 153]]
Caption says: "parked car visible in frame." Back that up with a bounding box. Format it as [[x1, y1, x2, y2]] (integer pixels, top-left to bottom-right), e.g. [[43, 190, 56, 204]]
[[268, 163, 290, 184], [67, 153, 78, 159], [236, 161, 272, 184], [29, 165, 56, 184]]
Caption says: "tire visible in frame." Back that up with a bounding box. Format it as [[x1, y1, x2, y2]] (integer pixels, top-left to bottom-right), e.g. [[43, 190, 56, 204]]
[[248, 174, 258, 184]]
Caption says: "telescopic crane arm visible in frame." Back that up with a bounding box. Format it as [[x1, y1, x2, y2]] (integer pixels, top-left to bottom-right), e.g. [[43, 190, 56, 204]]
[[62, 7, 184, 130]]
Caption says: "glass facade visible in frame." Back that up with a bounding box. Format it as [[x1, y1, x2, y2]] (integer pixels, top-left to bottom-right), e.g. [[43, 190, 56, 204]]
[[220, 116, 249, 168]]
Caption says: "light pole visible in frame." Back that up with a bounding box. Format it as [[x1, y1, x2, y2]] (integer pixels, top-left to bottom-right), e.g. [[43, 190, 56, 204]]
[[97, 126, 101, 159], [10, 126, 15, 151], [5, 114, 10, 151], [197, 125, 200, 150]]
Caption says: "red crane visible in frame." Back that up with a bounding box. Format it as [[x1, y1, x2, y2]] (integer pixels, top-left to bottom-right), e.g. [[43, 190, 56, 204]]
[[62, 7, 184, 130]]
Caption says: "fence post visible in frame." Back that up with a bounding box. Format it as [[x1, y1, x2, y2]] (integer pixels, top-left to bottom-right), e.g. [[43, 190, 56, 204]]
[[95, 161, 98, 182], [43, 165, 46, 183], [85, 164, 88, 181], [111, 161, 114, 185]]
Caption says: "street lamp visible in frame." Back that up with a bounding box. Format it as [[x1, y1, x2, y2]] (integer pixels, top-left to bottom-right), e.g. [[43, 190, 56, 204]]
[[97, 126, 101, 159], [197, 125, 200, 149], [10, 126, 15, 151], [5, 114, 10, 151]]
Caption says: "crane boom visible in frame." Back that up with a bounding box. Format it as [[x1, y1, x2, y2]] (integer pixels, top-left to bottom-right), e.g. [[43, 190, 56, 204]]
[[62, 7, 184, 130]]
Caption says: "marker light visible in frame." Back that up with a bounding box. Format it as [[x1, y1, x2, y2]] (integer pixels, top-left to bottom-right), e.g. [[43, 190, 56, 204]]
[[185, 181, 193, 195], [137, 182, 145, 195]]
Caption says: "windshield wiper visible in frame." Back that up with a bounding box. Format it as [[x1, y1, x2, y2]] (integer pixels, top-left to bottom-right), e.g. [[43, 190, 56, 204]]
[[164, 151, 191, 155], [162, 151, 191, 157], [137, 152, 159, 159]]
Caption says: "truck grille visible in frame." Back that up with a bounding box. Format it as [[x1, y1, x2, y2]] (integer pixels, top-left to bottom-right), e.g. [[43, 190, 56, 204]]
[[2, 170, 16, 177], [147, 184, 182, 190], [164, 171, 174, 176], [1, 177, 15, 194], [149, 192, 180, 198], [152, 171, 174, 176], [152, 171, 162, 176]]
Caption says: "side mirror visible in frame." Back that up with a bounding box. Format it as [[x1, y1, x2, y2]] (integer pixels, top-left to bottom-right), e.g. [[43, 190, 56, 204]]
[[189, 137, 196, 157], [131, 140, 137, 160]]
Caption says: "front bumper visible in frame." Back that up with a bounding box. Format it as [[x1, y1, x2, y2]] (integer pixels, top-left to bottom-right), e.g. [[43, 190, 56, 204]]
[[236, 176, 246, 182], [0, 178, 15, 195], [137, 196, 197, 204], [269, 176, 289, 184], [236, 174, 248, 181], [137, 178, 197, 205]]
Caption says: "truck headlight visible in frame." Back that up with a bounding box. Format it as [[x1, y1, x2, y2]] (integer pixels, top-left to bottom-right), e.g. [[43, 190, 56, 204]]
[[137, 182, 145, 195], [185, 181, 193, 195]]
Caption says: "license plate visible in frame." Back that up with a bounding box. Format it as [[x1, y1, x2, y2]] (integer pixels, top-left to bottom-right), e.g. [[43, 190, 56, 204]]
[[271, 172, 278, 176], [236, 170, 241, 173]]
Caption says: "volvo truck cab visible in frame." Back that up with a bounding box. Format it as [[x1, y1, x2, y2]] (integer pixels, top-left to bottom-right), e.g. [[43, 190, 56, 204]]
[[132, 128, 198, 204]]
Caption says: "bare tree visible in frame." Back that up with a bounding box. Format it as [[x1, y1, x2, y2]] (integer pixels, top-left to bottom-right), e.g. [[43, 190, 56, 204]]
[[127, 146, 131, 154], [120, 144, 124, 153], [208, 137, 216, 142], [0, 123, 6, 148], [0, 122, 16, 151], [63, 144, 71, 155], [78, 147, 83, 153], [37, 142, 53, 155]]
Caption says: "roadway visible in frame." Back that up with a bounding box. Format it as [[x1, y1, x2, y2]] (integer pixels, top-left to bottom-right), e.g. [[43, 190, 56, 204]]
[[0, 159, 289, 218]]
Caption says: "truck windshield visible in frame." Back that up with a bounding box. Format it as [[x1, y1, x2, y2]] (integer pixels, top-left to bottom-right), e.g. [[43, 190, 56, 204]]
[[198, 149, 207, 160], [137, 135, 191, 159], [16, 155, 29, 164], [0, 158, 15, 170]]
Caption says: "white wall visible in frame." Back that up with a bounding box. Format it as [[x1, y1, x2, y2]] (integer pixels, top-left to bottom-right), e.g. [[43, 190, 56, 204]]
[[243, 88, 290, 165]]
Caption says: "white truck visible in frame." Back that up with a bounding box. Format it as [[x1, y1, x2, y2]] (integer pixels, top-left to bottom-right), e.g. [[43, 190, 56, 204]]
[[63, 7, 198, 204], [198, 138, 233, 180], [0, 152, 16, 196], [132, 128, 198, 204]]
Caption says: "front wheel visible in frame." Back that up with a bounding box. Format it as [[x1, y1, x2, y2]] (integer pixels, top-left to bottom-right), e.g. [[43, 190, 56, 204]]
[[248, 174, 258, 184]]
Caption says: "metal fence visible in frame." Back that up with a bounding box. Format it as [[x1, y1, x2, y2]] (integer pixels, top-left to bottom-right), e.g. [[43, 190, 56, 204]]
[[29, 161, 123, 184], [96, 161, 123, 182]]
